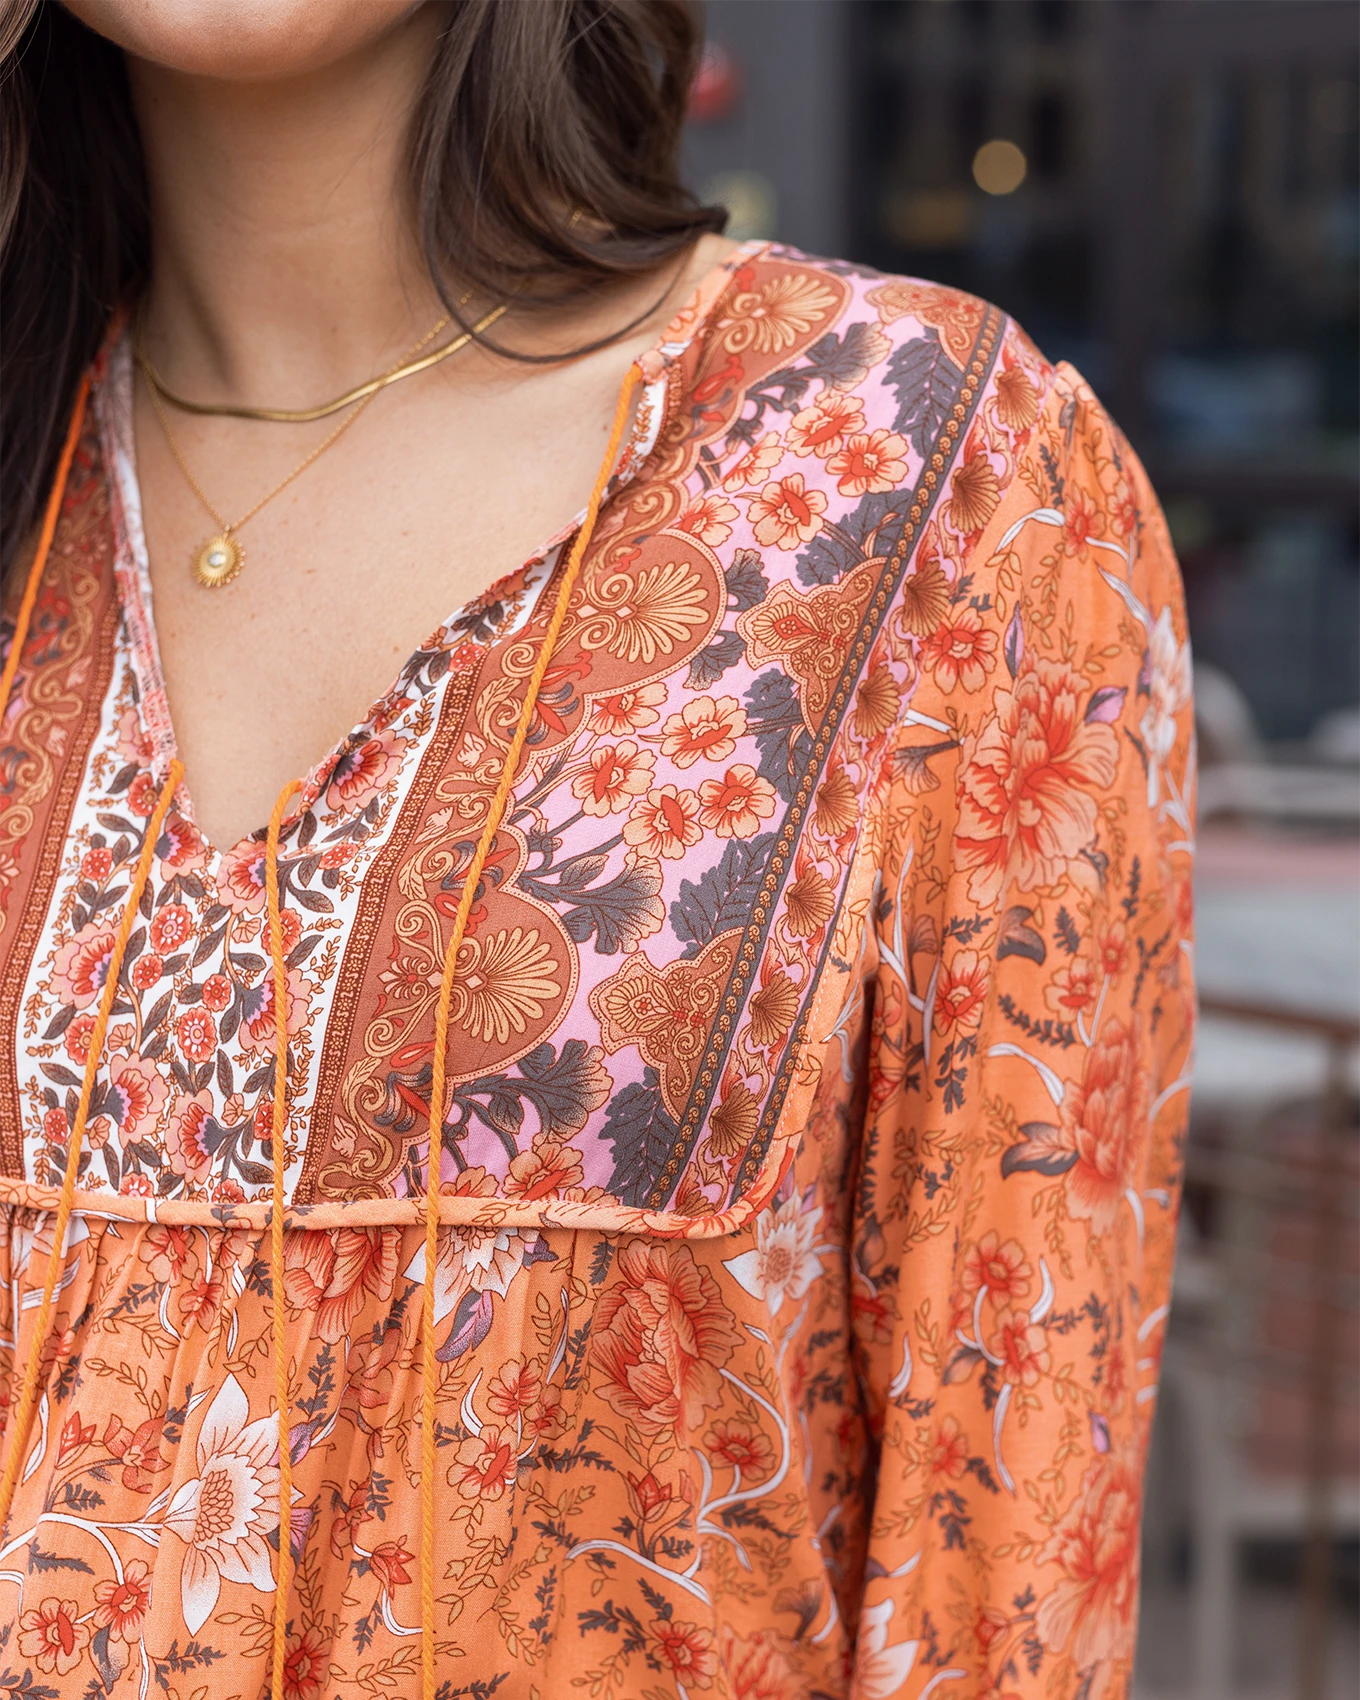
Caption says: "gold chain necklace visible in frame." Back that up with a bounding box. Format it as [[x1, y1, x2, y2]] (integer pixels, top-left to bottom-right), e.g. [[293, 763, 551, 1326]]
[[136, 300, 509, 423], [140, 309, 502, 588]]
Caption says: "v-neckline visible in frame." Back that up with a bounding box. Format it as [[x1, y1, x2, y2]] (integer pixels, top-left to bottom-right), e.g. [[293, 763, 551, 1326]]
[[95, 241, 767, 865]]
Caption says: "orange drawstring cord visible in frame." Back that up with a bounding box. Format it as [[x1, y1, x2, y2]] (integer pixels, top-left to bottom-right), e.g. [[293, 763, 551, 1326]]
[[419, 363, 641, 1697], [265, 779, 301, 1700], [0, 375, 90, 728], [0, 368, 125, 1539], [0, 758, 182, 1537]]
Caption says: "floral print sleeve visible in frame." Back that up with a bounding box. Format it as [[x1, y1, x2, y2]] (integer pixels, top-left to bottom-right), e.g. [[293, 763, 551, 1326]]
[[840, 358, 1194, 1699]]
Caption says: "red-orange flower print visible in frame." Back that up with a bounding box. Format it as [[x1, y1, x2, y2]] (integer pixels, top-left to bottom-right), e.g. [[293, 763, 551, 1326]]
[[92, 1558, 152, 1642], [989, 1307, 1051, 1388], [826, 427, 909, 497], [177, 1273, 225, 1330], [104, 1414, 172, 1493], [107, 1051, 167, 1139], [955, 658, 1119, 906], [747, 474, 828, 550], [115, 706, 153, 766], [284, 1228, 399, 1344], [17, 1596, 90, 1676], [63, 1013, 95, 1065], [696, 764, 777, 839], [1097, 922, 1128, 979], [240, 965, 308, 1055], [1045, 956, 1099, 1020], [216, 836, 268, 915], [625, 785, 700, 863], [127, 770, 159, 816], [570, 738, 656, 817], [138, 1222, 192, 1284], [176, 1007, 216, 1064], [588, 680, 666, 736], [721, 430, 782, 492], [1035, 1446, 1142, 1686], [149, 901, 193, 954], [961, 1232, 1033, 1304], [930, 1414, 970, 1479], [367, 1539, 414, 1593], [718, 1624, 800, 1700], [56, 1411, 94, 1466], [80, 845, 113, 883], [1062, 487, 1100, 557], [452, 1425, 517, 1501], [705, 1418, 775, 1477], [503, 1132, 586, 1201], [1060, 1019, 1147, 1232], [281, 1626, 330, 1700], [346, 1327, 404, 1415], [660, 694, 747, 768], [919, 605, 999, 692], [592, 1242, 740, 1433], [784, 388, 865, 458], [676, 491, 739, 547], [326, 727, 404, 814], [653, 1618, 718, 1688], [157, 811, 208, 876], [485, 1358, 543, 1419], [932, 948, 990, 1035], [626, 1466, 686, 1526], [50, 921, 115, 1009], [161, 1132, 205, 1197]]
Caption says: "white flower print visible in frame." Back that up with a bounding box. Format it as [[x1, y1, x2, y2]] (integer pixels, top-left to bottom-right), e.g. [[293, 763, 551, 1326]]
[[162, 1374, 280, 1634], [1139, 604, 1192, 807], [406, 1225, 546, 1325], [723, 1195, 822, 1315]]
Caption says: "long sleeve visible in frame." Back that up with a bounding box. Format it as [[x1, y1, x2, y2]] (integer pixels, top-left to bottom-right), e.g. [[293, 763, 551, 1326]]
[[849, 359, 1195, 1700]]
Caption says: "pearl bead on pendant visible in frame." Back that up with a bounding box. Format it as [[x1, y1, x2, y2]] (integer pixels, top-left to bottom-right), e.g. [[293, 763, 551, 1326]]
[[193, 533, 243, 589]]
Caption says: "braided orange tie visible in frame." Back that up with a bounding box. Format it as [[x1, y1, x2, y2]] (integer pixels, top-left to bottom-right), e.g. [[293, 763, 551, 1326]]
[[264, 779, 302, 1700], [419, 364, 642, 1698]]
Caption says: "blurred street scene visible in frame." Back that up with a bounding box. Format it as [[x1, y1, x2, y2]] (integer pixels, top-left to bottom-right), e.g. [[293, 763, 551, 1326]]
[[686, 3, 1360, 1695]]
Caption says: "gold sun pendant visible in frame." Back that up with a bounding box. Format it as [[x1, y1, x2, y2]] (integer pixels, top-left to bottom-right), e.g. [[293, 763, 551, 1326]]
[[193, 532, 243, 589]]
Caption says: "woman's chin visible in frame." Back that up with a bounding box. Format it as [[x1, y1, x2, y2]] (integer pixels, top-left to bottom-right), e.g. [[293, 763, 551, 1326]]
[[62, 0, 424, 82]]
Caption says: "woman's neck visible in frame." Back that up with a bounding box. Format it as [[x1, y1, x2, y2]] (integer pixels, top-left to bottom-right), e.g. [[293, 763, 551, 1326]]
[[130, 5, 448, 405]]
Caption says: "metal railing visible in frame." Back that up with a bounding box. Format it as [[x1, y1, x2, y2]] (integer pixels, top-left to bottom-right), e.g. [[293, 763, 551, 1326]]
[[1194, 993, 1359, 1700]]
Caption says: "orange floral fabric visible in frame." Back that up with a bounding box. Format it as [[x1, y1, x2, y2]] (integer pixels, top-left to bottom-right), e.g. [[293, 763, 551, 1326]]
[[0, 246, 1193, 1697]]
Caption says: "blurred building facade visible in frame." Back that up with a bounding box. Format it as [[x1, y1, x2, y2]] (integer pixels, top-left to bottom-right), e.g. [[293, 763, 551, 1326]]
[[689, 0, 1359, 749]]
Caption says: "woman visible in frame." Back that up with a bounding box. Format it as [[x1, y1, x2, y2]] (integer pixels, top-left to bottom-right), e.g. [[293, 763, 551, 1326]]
[[0, 3, 1194, 1696]]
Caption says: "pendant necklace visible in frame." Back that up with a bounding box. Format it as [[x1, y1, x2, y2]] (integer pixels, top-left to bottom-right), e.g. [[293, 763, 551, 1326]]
[[137, 302, 508, 588]]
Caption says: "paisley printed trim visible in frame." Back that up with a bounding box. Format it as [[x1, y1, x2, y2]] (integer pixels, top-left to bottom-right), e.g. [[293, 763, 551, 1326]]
[[724, 305, 1005, 1203], [0, 422, 123, 1173]]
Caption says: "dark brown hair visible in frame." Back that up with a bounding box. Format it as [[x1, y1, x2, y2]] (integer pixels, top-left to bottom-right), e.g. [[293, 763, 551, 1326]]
[[0, 0, 724, 579]]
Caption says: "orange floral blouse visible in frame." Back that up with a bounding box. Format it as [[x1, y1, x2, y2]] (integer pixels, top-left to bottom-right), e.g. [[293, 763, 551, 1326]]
[[0, 243, 1194, 1699]]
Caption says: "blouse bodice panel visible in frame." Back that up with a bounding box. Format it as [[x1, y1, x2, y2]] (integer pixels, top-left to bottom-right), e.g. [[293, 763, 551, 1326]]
[[2, 246, 1015, 1233]]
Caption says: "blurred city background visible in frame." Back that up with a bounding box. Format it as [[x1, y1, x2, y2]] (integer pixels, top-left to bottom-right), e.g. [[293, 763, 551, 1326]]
[[685, 3, 1360, 1696]]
